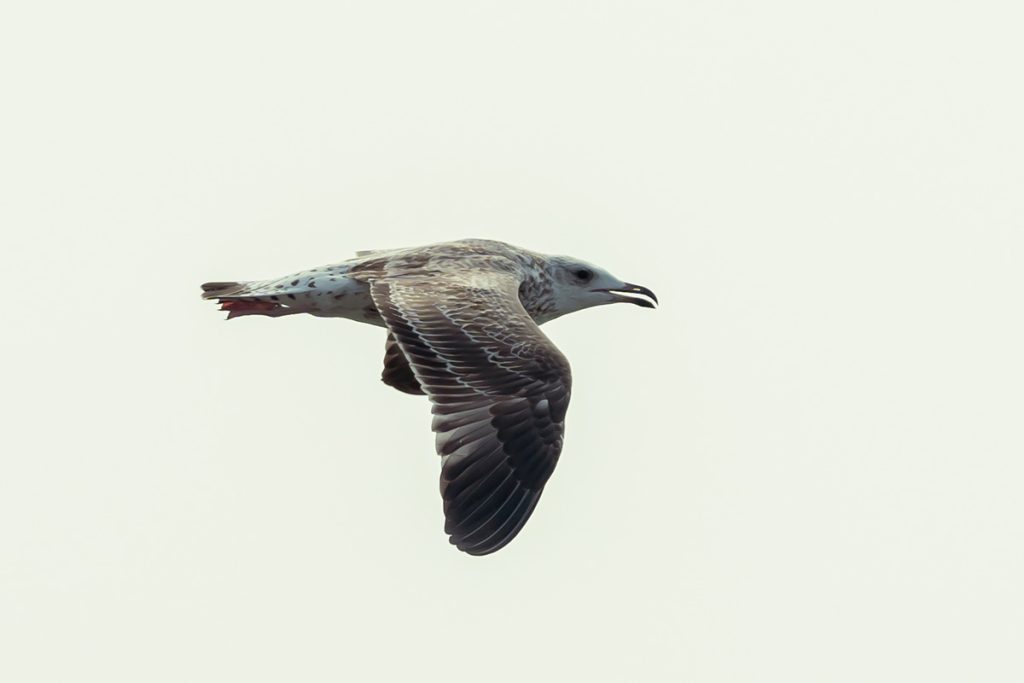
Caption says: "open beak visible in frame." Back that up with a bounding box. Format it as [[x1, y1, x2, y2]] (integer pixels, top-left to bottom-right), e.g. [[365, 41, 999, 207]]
[[596, 283, 659, 309]]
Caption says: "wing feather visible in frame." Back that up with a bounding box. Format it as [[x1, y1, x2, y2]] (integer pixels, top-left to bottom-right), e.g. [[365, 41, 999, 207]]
[[370, 272, 571, 555], [381, 333, 425, 395]]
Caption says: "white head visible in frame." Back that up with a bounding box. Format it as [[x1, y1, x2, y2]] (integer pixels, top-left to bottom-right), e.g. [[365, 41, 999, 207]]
[[542, 256, 658, 321]]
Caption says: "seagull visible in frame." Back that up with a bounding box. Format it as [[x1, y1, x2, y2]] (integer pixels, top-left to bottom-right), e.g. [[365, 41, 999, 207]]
[[202, 238, 657, 555]]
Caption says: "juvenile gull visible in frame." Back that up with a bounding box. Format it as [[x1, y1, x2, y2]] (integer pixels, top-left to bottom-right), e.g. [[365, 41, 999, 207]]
[[201, 238, 657, 555]]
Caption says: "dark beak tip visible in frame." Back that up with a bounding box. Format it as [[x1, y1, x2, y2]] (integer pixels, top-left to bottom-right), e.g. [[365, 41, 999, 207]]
[[606, 283, 658, 309], [624, 282, 658, 308]]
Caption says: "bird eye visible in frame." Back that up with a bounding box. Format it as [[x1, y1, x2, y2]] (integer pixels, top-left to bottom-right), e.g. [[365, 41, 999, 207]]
[[573, 268, 593, 282]]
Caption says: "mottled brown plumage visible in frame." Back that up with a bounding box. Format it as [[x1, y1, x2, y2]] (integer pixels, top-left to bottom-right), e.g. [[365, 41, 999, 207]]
[[202, 238, 657, 555], [371, 273, 571, 555]]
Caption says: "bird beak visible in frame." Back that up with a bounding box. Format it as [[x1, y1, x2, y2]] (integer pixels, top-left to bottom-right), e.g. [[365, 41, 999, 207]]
[[595, 283, 659, 308]]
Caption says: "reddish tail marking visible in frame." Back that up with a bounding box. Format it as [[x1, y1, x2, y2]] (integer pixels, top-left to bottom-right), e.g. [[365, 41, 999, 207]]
[[219, 300, 290, 319]]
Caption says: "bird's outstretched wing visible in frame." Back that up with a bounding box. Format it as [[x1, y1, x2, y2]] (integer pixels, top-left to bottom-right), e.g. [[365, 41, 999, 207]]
[[370, 272, 572, 555]]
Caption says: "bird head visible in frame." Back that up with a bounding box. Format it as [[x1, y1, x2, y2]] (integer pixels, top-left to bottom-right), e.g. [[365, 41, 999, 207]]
[[544, 256, 658, 319]]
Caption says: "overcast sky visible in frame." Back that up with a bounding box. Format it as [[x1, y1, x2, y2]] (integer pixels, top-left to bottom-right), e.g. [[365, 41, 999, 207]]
[[2, 1, 1022, 681]]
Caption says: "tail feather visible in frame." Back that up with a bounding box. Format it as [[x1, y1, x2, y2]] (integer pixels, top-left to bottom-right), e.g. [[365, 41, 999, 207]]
[[201, 281, 248, 299], [201, 280, 299, 319], [219, 300, 297, 319]]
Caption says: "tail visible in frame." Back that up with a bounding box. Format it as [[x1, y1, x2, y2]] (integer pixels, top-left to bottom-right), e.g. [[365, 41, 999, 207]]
[[200, 281, 298, 319]]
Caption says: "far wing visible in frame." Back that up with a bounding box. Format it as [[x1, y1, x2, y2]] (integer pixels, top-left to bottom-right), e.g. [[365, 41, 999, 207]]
[[381, 332, 425, 395]]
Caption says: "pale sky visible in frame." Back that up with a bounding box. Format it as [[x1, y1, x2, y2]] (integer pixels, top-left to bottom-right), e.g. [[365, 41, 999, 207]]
[[2, 1, 1022, 681]]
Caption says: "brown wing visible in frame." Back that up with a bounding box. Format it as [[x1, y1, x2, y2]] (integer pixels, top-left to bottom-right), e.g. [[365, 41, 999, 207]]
[[381, 332, 425, 395], [370, 273, 572, 556]]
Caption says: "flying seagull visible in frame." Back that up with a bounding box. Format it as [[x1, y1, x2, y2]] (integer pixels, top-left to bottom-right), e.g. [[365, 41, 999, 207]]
[[202, 238, 657, 555]]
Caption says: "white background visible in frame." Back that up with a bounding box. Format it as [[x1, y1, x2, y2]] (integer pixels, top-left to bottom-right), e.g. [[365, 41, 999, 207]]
[[2, 2, 1022, 681]]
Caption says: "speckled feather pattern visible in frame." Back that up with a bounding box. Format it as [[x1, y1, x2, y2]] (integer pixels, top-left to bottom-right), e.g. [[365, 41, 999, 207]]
[[369, 272, 571, 554], [201, 239, 558, 325], [201, 238, 654, 555]]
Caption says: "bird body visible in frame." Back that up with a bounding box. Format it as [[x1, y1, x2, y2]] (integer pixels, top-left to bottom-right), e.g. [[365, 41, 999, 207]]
[[203, 239, 570, 325], [202, 238, 657, 555]]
